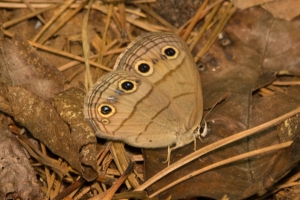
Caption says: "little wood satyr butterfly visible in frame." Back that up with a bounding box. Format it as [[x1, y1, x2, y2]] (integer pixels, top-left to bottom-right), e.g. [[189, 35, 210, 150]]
[[84, 32, 203, 158]]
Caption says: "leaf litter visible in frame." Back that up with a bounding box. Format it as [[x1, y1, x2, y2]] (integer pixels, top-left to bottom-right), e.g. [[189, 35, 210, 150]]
[[0, 0, 300, 199]]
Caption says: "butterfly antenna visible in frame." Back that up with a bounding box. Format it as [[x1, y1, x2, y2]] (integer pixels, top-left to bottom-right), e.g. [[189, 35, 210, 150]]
[[201, 92, 230, 125], [198, 92, 231, 139]]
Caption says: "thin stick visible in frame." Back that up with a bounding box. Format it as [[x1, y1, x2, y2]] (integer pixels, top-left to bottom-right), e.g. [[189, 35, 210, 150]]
[[89, 162, 134, 200], [118, 2, 127, 37], [1, 29, 112, 71], [181, 0, 209, 41], [177, 0, 224, 37], [137, 4, 176, 32], [82, 0, 95, 88], [93, 4, 171, 32], [21, 0, 46, 24], [98, 3, 114, 64], [0, 1, 156, 9], [57, 46, 125, 72], [110, 143, 132, 190], [52, 177, 86, 200], [273, 81, 300, 86], [39, 0, 87, 44], [32, 0, 76, 42], [29, 39, 112, 71], [2, 5, 56, 28], [189, 1, 222, 51], [194, 3, 236, 62]]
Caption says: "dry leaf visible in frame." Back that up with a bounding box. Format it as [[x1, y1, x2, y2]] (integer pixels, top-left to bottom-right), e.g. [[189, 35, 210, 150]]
[[0, 129, 43, 199], [261, 0, 300, 21], [52, 87, 98, 181], [2, 86, 97, 181], [0, 33, 97, 181], [231, 0, 275, 10], [0, 33, 65, 99]]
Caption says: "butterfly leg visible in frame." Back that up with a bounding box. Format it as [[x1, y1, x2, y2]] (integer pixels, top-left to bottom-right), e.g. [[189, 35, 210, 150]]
[[162, 145, 172, 166]]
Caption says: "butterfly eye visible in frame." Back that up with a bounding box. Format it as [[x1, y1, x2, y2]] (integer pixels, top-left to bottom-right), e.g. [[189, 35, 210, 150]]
[[98, 103, 116, 118], [134, 60, 153, 76], [101, 119, 109, 124], [162, 45, 179, 59], [118, 79, 137, 93]]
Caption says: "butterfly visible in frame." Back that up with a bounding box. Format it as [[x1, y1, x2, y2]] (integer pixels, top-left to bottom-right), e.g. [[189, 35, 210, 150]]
[[84, 32, 203, 160]]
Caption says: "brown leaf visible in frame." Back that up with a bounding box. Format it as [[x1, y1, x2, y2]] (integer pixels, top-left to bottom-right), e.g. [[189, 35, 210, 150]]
[[143, 7, 300, 199], [4, 86, 97, 181], [0, 32, 97, 181], [0, 33, 65, 99], [232, 0, 275, 10], [261, 0, 300, 21], [0, 129, 43, 199], [52, 87, 98, 181]]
